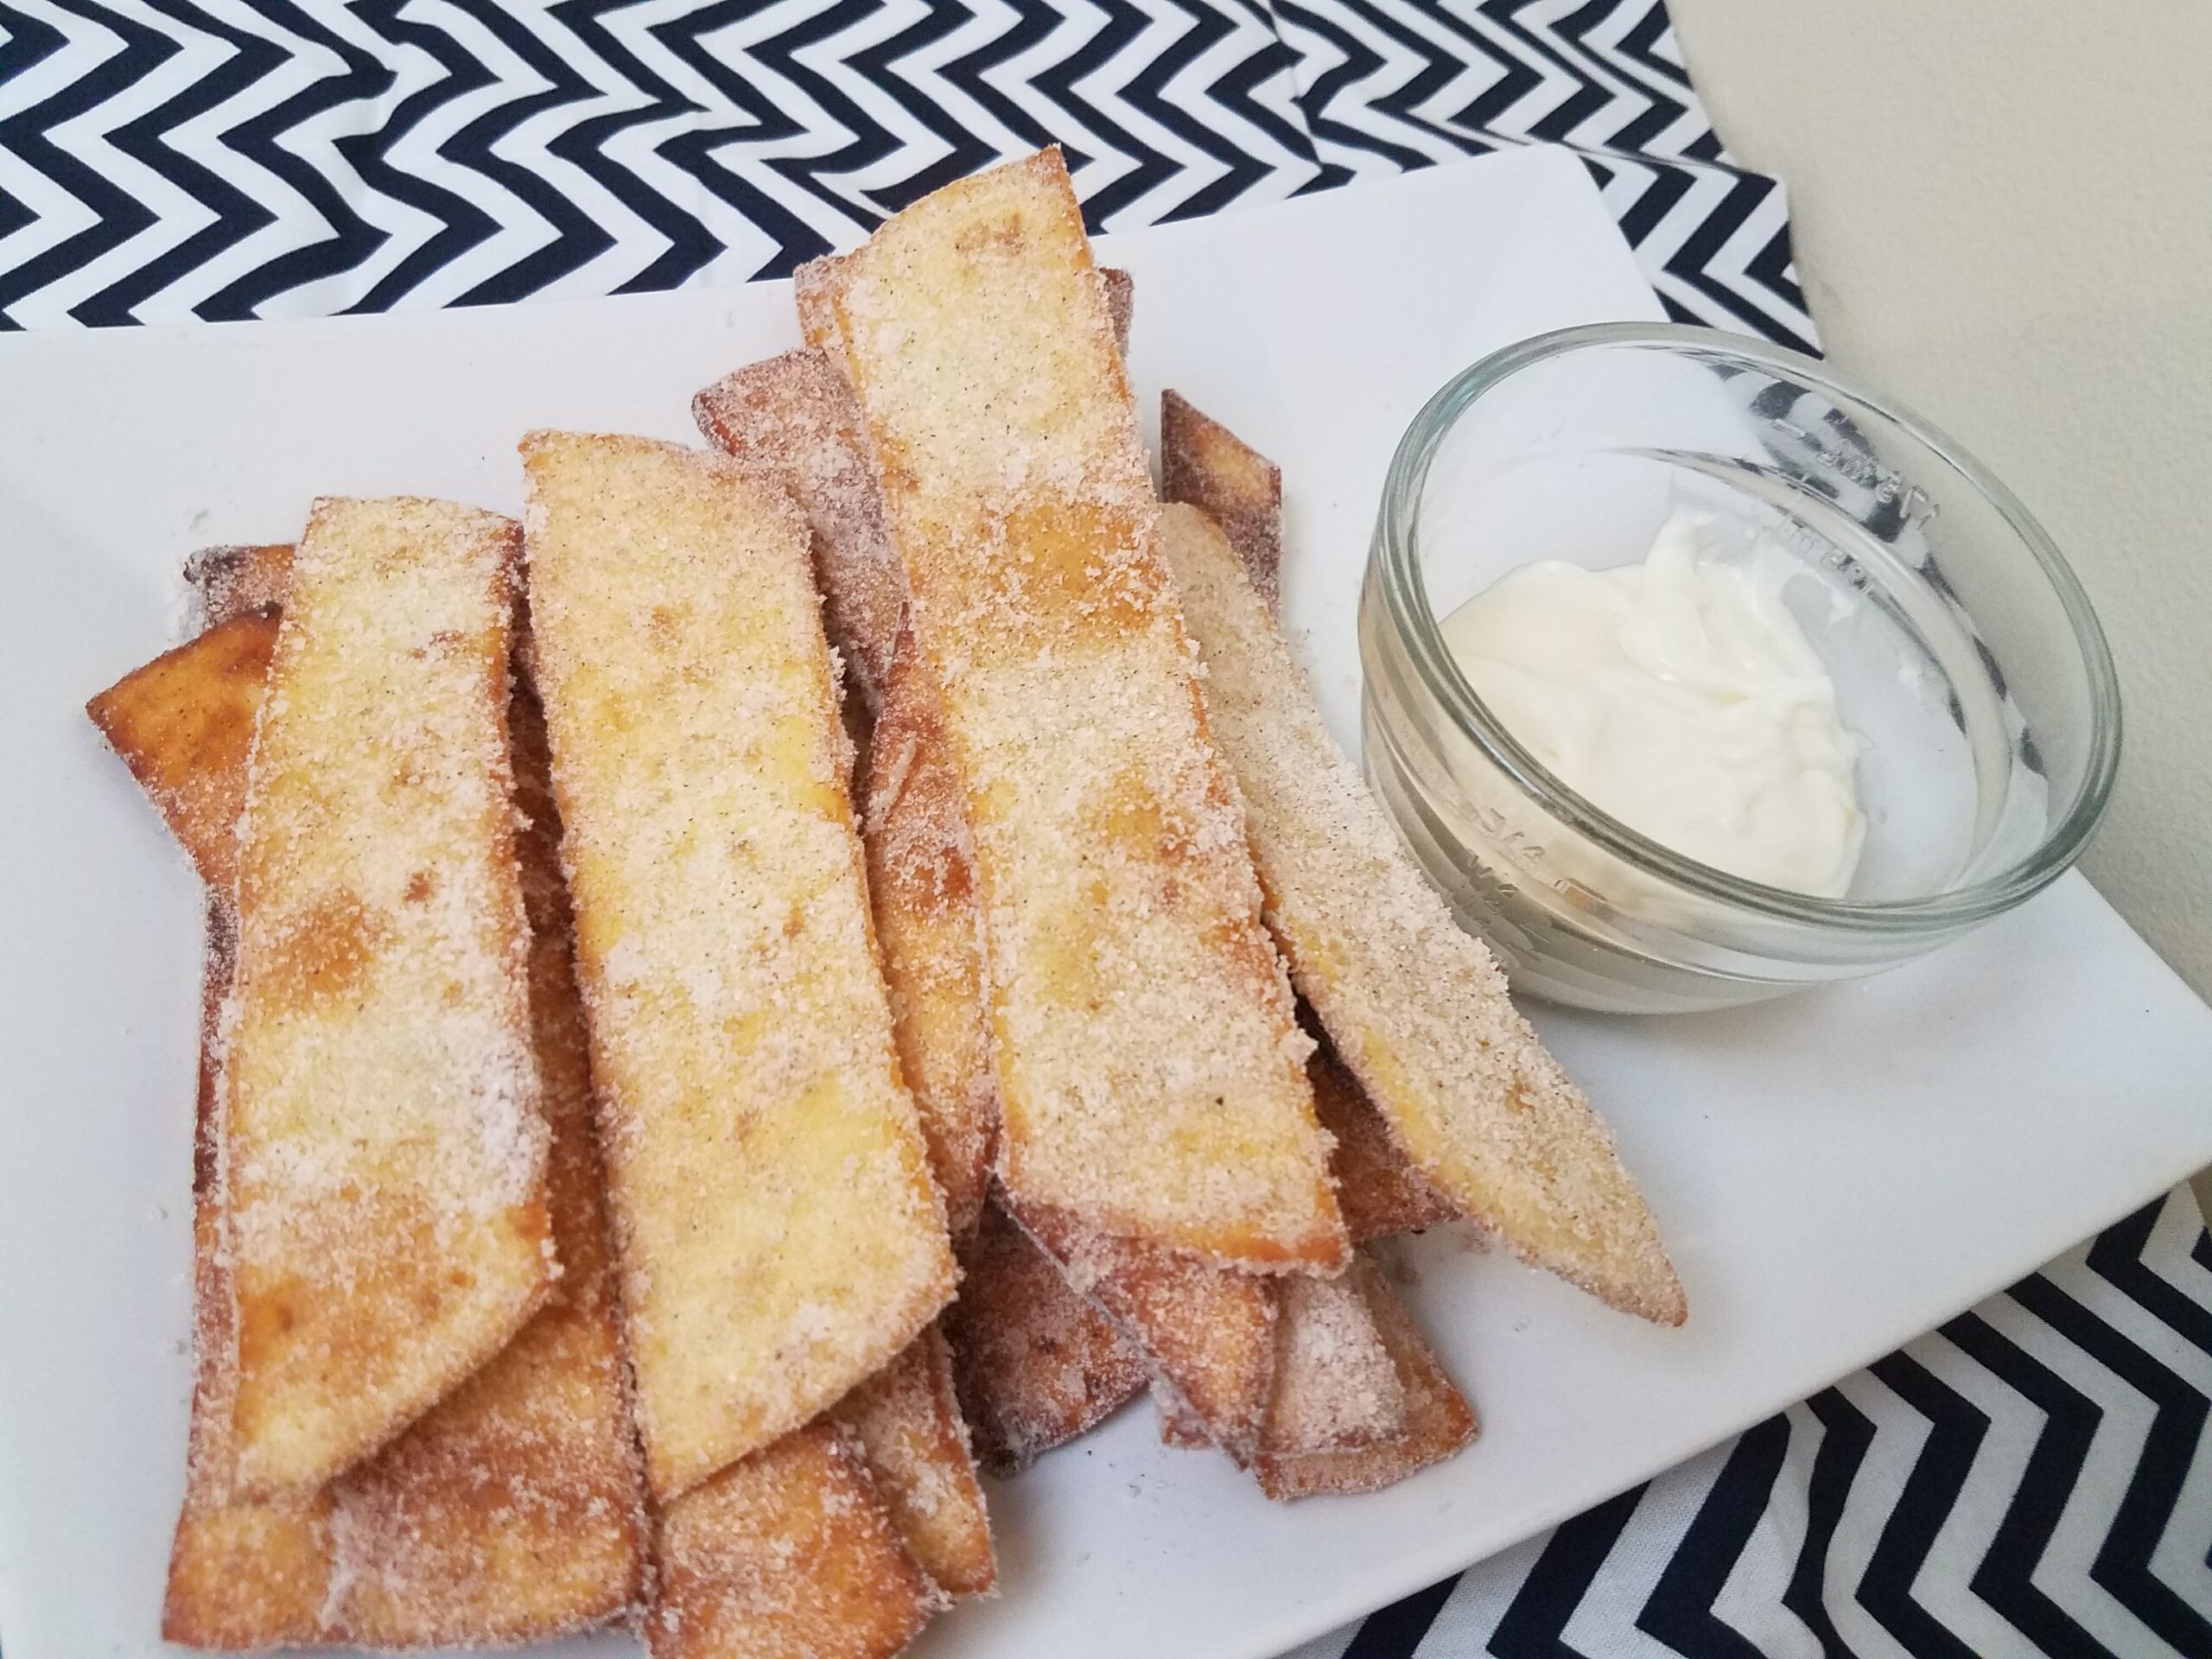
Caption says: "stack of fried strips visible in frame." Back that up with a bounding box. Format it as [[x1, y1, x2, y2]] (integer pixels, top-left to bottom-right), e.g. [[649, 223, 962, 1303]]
[[87, 144, 1680, 1659]]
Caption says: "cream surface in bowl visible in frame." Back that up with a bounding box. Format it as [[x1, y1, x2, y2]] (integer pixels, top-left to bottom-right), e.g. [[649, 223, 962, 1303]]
[[1439, 505, 1867, 900], [1358, 322, 2121, 1014]]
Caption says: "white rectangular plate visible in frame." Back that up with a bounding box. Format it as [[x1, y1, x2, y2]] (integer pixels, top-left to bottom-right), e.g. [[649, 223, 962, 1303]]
[[3, 145, 2209, 1659]]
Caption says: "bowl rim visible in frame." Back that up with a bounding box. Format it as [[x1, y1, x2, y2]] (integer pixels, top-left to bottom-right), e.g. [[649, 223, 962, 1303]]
[[1372, 320, 2124, 935]]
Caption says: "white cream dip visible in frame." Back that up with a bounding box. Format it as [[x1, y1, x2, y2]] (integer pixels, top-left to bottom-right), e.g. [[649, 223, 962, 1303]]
[[1440, 508, 1865, 897]]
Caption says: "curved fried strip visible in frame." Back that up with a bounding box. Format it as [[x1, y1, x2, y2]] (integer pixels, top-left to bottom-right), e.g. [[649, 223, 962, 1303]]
[[1160, 389, 1281, 611], [948, 1204, 1146, 1473], [523, 431, 954, 1498], [93, 571, 649, 1645], [1155, 500, 1683, 1324], [651, 1423, 941, 1659], [798, 151, 1343, 1269], [1256, 1259, 1478, 1501], [834, 1327, 995, 1599], [223, 497, 554, 1494]]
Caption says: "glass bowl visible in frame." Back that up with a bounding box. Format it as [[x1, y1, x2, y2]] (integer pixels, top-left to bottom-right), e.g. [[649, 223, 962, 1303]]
[[1358, 322, 2121, 1014]]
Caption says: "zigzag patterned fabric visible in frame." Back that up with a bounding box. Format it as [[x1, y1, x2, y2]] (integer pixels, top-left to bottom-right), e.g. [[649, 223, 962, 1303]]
[[0, 0, 1810, 348], [3, 6, 2207, 1659], [1294, 1189, 2212, 1659]]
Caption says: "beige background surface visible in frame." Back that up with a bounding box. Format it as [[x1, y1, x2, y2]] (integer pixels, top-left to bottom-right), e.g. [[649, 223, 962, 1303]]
[[1669, 1, 2212, 1004]]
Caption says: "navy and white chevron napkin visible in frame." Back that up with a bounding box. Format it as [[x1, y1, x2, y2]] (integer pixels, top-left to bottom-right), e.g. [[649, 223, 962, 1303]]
[[1296, 1187, 2212, 1659], [0, 0, 1808, 347], [3, 5, 2207, 1658]]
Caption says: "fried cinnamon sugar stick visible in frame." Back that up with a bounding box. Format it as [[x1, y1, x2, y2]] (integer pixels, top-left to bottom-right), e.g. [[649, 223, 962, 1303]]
[[522, 431, 956, 1501], [1261, 1270, 1408, 1458], [86, 608, 278, 895], [1156, 392, 1459, 1249], [1256, 1259, 1478, 1500], [797, 150, 1344, 1271], [1154, 497, 1684, 1325], [696, 306, 1274, 1462], [91, 554, 647, 1645], [947, 1205, 1147, 1472], [832, 1327, 995, 1598], [219, 498, 556, 1496], [1153, 404, 1471, 1467], [162, 900, 332, 1646], [1160, 389, 1281, 612], [652, 1423, 941, 1659], [333, 675, 650, 1643]]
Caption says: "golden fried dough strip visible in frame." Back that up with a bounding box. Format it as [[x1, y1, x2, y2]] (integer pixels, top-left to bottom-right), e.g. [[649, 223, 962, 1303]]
[[1160, 389, 1282, 611], [946, 1204, 1147, 1473], [1154, 500, 1684, 1324], [855, 632, 998, 1236], [1157, 395, 1462, 1246], [1261, 1270, 1407, 1457], [87, 612, 276, 894], [833, 1327, 995, 1599], [328, 671, 650, 1642], [96, 576, 650, 1644], [858, 660, 1268, 1457], [1009, 1198, 1277, 1467], [1311, 1044, 1457, 1246], [692, 360, 998, 1233], [222, 497, 554, 1494], [652, 1422, 940, 1659], [523, 431, 954, 1499], [164, 899, 334, 1647], [798, 149, 1342, 1269], [693, 349, 908, 718], [1256, 1259, 1478, 1500]]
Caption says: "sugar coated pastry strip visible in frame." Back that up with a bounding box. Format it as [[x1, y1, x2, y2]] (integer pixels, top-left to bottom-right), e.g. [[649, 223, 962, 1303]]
[[696, 367, 998, 1236], [798, 149, 1343, 1269], [946, 1203, 1147, 1473], [1256, 1257, 1477, 1500], [1157, 396, 1461, 1246], [1261, 1271, 1408, 1457], [855, 632, 999, 1236], [832, 1326, 996, 1598], [1154, 499, 1685, 1325], [221, 496, 554, 1495], [1009, 1198, 1277, 1466], [1160, 389, 1282, 611], [523, 430, 955, 1499], [650, 1423, 941, 1659], [327, 668, 650, 1642], [94, 566, 650, 1644], [693, 349, 908, 717], [1311, 1042, 1458, 1245], [164, 898, 335, 1647], [87, 611, 278, 895]]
